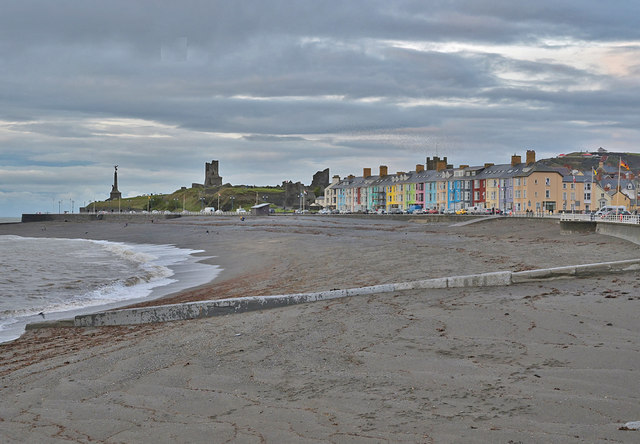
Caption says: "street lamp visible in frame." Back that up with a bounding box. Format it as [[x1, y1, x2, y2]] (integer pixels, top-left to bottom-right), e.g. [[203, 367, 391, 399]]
[[229, 196, 235, 211], [58, 200, 62, 214]]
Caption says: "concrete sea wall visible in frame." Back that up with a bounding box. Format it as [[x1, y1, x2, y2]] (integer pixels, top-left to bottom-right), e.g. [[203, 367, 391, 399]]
[[21, 213, 181, 223], [60, 258, 639, 328]]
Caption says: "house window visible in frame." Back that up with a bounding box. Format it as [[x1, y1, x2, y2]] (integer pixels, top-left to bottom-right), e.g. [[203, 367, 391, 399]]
[[545, 177, 550, 186], [545, 190, 550, 198], [563, 192, 567, 201], [515, 190, 521, 198], [515, 178, 521, 186], [563, 183, 566, 189], [523, 190, 527, 198]]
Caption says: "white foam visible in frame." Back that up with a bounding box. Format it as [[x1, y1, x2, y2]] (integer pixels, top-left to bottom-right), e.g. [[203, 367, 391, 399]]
[[0, 237, 221, 343]]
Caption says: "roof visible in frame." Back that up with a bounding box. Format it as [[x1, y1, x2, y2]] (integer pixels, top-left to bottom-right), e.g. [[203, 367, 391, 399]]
[[251, 203, 270, 209]]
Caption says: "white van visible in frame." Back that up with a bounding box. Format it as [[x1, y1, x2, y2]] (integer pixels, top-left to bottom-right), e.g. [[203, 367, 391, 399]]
[[201, 207, 216, 213], [595, 205, 625, 215]]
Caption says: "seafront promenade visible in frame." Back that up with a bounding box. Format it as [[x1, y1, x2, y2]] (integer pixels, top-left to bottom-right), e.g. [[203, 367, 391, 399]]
[[1, 216, 639, 443]]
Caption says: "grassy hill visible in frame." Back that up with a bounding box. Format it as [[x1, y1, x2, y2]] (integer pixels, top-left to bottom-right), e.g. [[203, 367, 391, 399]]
[[87, 185, 285, 213], [539, 151, 640, 173]]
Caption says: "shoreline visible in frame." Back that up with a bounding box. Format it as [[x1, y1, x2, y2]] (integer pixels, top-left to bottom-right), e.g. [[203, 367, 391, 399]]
[[0, 235, 221, 344], [1, 216, 639, 442]]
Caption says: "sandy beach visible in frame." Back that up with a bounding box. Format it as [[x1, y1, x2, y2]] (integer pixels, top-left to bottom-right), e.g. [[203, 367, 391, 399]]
[[0, 215, 639, 442]]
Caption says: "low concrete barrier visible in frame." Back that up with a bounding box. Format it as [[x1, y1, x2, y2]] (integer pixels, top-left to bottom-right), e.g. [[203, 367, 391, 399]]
[[69, 259, 640, 328], [447, 271, 511, 287], [21, 213, 181, 223], [559, 220, 597, 233], [596, 222, 640, 245]]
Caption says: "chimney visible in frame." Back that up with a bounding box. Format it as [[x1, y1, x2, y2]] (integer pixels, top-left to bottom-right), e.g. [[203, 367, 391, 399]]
[[396, 172, 405, 176], [416, 164, 424, 173], [436, 161, 447, 172], [526, 150, 536, 165], [484, 163, 494, 168], [511, 154, 522, 166], [332, 175, 340, 184], [363, 168, 371, 178], [379, 165, 388, 176], [459, 165, 469, 169], [347, 174, 355, 180]]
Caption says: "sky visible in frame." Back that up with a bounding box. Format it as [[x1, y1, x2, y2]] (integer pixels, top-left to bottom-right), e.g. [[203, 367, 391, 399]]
[[1, 0, 640, 216]]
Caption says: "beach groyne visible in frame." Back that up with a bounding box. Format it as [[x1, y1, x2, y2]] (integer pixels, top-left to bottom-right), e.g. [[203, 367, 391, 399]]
[[25, 258, 638, 329]]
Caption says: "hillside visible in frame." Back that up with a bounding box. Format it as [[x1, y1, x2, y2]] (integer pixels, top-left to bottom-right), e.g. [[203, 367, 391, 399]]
[[87, 185, 285, 213], [539, 150, 640, 173]]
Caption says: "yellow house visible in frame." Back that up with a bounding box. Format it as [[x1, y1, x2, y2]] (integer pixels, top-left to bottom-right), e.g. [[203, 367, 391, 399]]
[[386, 173, 410, 211], [610, 188, 631, 209], [559, 175, 588, 213], [594, 183, 612, 209], [520, 167, 564, 213], [435, 173, 450, 210]]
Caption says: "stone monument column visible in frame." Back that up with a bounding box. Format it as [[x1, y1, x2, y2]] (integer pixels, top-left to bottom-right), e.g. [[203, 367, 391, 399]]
[[109, 165, 122, 200]]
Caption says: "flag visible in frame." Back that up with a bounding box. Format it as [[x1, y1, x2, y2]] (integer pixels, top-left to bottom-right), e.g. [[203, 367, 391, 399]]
[[592, 167, 598, 177], [620, 159, 630, 170], [572, 175, 576, 183]]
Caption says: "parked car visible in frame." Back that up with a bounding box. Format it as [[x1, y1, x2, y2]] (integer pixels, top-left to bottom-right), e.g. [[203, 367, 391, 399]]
[[455, 208, 467, 215]]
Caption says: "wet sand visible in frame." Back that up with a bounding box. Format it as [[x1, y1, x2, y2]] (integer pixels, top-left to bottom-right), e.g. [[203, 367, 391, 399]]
[[0, 216, 639, 442]]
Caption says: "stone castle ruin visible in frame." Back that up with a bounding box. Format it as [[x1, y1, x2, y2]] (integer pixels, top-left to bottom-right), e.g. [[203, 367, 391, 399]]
[[193, 160, 223, 188]]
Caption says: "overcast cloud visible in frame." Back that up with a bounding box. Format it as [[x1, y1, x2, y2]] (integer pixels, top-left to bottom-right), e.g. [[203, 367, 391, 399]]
[[1, 0, 640, 216]]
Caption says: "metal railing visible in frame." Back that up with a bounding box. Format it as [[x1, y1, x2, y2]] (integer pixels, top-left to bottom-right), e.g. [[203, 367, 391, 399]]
[[560, 213, 640, 224]]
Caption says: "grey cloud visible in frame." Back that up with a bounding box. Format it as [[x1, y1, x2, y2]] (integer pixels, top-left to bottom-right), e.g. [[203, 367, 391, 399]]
[[1, 1, 640, 217]]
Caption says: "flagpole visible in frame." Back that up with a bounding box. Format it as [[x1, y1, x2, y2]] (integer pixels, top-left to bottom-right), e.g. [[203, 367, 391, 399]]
[[590, 167, 594, 212], [617, 156, 622, 213]]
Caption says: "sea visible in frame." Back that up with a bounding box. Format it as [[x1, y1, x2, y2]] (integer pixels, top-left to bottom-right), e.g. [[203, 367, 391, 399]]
[[0, 228, 220, 344]]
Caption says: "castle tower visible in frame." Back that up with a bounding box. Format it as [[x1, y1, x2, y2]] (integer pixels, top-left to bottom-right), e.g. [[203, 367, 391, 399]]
[[108, 165, 122, 201], [204, 160, 223, 187]]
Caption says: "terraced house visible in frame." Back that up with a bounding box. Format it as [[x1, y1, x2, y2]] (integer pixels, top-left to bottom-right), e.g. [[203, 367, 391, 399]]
[[322, 150, 636, 214]]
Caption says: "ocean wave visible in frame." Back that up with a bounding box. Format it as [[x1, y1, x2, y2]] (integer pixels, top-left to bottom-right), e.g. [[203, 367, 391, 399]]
[[0, 235, 220, 344]]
